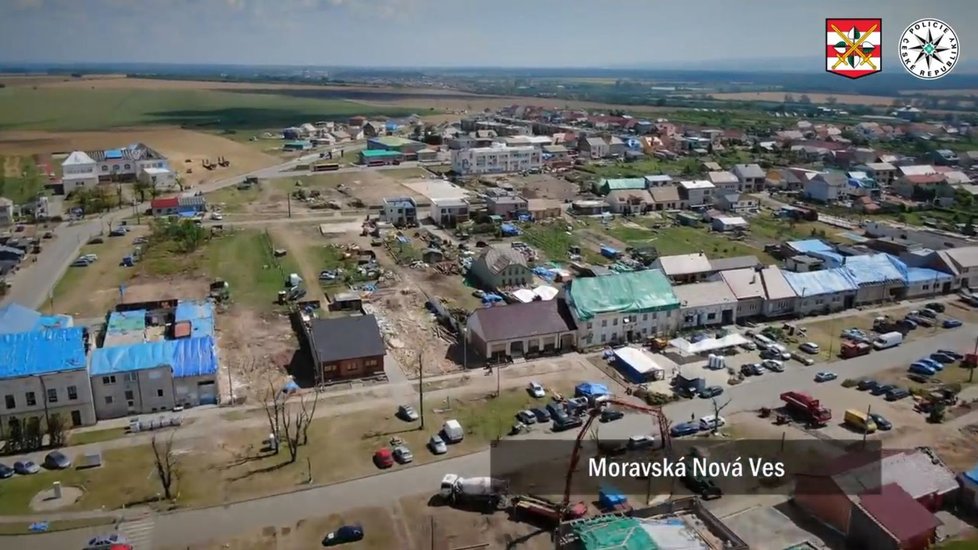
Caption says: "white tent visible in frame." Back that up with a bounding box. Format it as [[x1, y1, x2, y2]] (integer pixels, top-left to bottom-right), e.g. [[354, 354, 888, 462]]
[[513, 289, 536, 303], [533, 285, 558, 301], [669, 334, 749, 354]]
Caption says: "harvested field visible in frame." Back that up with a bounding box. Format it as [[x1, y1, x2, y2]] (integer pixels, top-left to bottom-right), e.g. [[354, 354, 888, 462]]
[[0, 128, 278, 189], [710, 91, 900, 106]]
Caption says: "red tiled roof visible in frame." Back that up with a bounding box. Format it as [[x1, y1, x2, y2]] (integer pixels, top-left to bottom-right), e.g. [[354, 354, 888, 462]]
[[151, 197, 180, 209], [905, 174, 947, 185], [859, 484, 940, 544]]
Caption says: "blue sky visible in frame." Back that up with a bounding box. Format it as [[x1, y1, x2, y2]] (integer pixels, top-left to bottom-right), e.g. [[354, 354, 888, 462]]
[[0, 0, 973, 68]]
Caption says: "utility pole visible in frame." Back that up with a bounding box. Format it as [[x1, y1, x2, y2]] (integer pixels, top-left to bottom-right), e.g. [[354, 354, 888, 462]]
[[418, 351, 425, 430], [226, 361, 235, 404], [496, 363, 501, 398], [287, 191, 292, 219]]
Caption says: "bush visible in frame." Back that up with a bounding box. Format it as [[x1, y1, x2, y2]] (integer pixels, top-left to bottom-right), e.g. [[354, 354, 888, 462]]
[[840, 378, 858, 388]]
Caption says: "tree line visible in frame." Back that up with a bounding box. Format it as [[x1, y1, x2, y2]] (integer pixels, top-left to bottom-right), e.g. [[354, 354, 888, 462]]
[[4, 413, 68, 454]]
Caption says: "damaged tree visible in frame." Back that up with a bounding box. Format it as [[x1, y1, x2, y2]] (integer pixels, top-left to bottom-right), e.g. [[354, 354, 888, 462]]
[[281, 392, 318, 464], [151, 432, 180, 501], [262, 379, 286, 454]]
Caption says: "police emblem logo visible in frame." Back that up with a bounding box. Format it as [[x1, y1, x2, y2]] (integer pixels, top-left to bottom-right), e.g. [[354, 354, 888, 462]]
[[826, 19, 882, 79], [900, 19, 959, 80]]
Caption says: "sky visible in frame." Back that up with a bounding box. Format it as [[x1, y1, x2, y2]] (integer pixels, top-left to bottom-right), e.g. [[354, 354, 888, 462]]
[[0, 0, 974, 69]]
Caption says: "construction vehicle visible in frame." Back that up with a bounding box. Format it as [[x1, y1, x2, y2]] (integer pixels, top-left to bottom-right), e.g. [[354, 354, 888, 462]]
[[682, 446, 722, 500], [840, 341, 871, 359], [438, 475, 586, 523], [780, 391, 832, 427]]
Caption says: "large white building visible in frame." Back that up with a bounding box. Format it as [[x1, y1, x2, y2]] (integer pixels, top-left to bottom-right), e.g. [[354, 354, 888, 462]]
[[86, 143, 170, 182], [451, 144, 542, 175], [61, 151, 100, 194]]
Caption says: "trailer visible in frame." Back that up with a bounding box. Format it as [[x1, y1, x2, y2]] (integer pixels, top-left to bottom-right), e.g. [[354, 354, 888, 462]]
[[780, 391, 832, 426]]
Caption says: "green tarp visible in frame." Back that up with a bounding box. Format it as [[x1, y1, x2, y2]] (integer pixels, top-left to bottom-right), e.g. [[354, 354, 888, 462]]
[[573, 516, 658, 550], [598, 178, 647, 194], [568, 269, 679, 320]]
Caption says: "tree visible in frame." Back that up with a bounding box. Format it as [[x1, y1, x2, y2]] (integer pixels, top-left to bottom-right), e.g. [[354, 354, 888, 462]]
[[46, 413, 67, 448], [133, 180, 151, 202], [261, 380, 285, 454], [709, 398, 732, 434], [150, 432, 179, 501], [298, 391, 319, 446], [281, 393, 317, 463], [24, 416, 42, 451], [6, 418, 23, 453]]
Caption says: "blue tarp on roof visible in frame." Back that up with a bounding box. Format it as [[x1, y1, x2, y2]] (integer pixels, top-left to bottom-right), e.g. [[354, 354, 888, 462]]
[[175, 300, 215, 338], [90, 336, 217, 378], [0, 328, 87, 379], [783, 268, 857, 297], [905, 267, 953, 284], [106, 310, 146, 335], [0, 303, 42, 335], [104, 149, 123, 159], [34, 315, 72, 331], [842, 255, 905, 285], [807, 250, 845, 268], [787, 239, 833, 254], [598, 486, 627, 509]]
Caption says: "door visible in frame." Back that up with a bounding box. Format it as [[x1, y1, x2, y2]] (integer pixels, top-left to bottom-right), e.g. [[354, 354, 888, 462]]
[[70, 410, 82, 427], [197, 382, 217, 405]]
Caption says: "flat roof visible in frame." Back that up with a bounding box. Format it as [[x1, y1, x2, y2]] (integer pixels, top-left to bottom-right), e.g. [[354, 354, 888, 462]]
[[679, 180, 715, 190], [403, 179, 470, 201], [761, 266, 797, 300], [0, 328, 87, 379], [673, 280, 737, 308], [656, 253, 714, 276]]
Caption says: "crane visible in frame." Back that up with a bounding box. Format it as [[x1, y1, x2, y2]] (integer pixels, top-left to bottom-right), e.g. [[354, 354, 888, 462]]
[[560, 395, 671, 520]]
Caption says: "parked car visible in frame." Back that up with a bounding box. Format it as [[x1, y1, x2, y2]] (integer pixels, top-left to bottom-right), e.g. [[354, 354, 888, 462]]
[[909, 363, 936, 376], [740, 363, 763, 376], [88, 236, 105, 245], [552, 415, 583, 431], [528, 381, 546, 398], [71, 258, 92, 267], [397, 405, 419, 422], [885, 387, 910, 401], [739, 341, 757, 351], [919, 308, 939, 319], [931, 353, 956, 364], [599, 409, 624, 423], [761, 359, 784, 372], [516, 410, 537, 425], [133, 236, 148, 245], [565, 397, 590, 416], [925, 302, 946, 313], [373, 448, 394, 469], [669, 422, 700, 437], [627, 435, 656, 450], [799, 342, 820, 354], [943, 318, 963, 329], [14, 461, 39, 475], [0, 464, 13, 479], [938, 349, 964, 361], [917, 358, 944, 370], [322, 525, 365, 546], [869, 413, 892, 431], [43, 451, 70, 470], [908, 373, 931, 384], [531, 407, 551, 423], [392, 445, 414, 464], [428, 435, 447, 455], [814, 371, 837, 382], [698, 386, 724, 399], [871, 384, 896, 396], [857, 379, 879, 391], [907, 314, 933, 328]]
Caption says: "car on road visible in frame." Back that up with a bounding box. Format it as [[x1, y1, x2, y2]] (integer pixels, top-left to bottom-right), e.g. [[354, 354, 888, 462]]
[[43, 451, 70, 470], [0, 464, 13, 479], [528, 382, 546, 398], [871, 384, 896, 397], [740, 363, 763, 377], [943, 318, 963, 329], [761, 348, 791, 361], [761, 359, 784, 372], [373, 448, 394, 469], [599, 409, 624, 423], [397, 405, 419, 421], [322, 525, 365, 546], [669, 422, 701, 437], [516, 410, 537, 425], [869, 413, 892, 431], [392, 445, 414, 464], [925, 302, 946, 313], [698, 386, 724, 399], [856, 379, 879, 391], [814, 371, 837, 382], [14, 461, 39, 475], [531, 407, 551, 423], [428, 435, 447, 455], [87, 237, 104, 245], [931, 352, 956, 364], [799, 342, 820, 354], [918, 308, 939, 319]]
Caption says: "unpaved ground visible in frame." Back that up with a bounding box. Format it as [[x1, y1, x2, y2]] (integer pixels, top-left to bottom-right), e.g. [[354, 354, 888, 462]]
[[218, 305, 296, 403], [267, 224, 328, 303], [505, 173, 579, 201], [400, 494, 555, 550], [0, 128, 278, 188]]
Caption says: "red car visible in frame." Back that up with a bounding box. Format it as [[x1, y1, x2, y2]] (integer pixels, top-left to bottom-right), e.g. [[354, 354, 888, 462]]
[[373, 448, 394, 469]]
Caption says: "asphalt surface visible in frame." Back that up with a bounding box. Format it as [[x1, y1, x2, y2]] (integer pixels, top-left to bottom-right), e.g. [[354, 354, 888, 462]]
[[13, 324, 977, 549]]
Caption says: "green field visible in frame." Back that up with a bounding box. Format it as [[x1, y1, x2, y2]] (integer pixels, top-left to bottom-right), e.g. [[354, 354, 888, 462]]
[[0, 87, 418, 132]]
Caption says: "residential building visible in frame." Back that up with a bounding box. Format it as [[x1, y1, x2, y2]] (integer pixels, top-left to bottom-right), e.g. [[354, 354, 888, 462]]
[[782, 268, 858, 315], [60, 151, 99, 194], [526, 199, 562, 220], [649, 185, 682, 211], [486, 195, 528, 219], [429, 198, 469, 228], [567, 270, 680, 347], [786, 255, 825, 272], [469, 246, 532, 288], [87, 143, 169, 182], [0, 198, 13, 226], [541, 144, 569, 161], [678, 180, 715, 209], [366, 136, 429, 160], [673, 281, 738, 328], [711, 216, 749, 232], [381, 197, 418, 227], [760, 266, 798, 317], [934, 246, 978, 289], [931, 149, 959, 166], [719, 267, 766, 318], [138, 166, 176, 190], [308, 315, 386, 383], [707, 171, 740, 193], [713, 193, 758, 213], [89, 337, 218, 419], [643, 175, 673, 188], [893, 173, 950, 199], [841, 254, 906, 305], [709, 256, 760, 272], [606, 190, 652, 215], [607, 136, 626, 157], [464, 299, 576, 361], [450, 145, 542, 175], [731, 163, 766, 192], [596, 178, 646, 195], [0, 328, 96, 434], [150, 195, 207, 217], [359, 149, 403, 166], [651, 252, 714, 284], [803, 173, 845, 202], [578, 136, 610, 159], [861, 162, 897, 186]]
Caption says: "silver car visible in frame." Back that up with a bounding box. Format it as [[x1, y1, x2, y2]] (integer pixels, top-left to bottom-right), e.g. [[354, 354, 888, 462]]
[[428, 435, 447, 455], [393, 445, 414, 464], [397, 405, 419, 421]]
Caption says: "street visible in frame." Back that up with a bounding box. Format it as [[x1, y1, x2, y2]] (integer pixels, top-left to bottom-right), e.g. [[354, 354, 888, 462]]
[[8, 323, 977, 549]]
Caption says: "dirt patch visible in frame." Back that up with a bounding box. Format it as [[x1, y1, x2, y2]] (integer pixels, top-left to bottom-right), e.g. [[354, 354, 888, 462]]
[[217, 305, 296, 403], [710, 92, 900, 106], [0, 128, 278, 189], [505, 173, 579, 201]]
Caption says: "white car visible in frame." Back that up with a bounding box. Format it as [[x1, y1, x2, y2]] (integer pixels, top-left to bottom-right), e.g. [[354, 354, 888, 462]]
[[210, 212, 224, 221], [528, 382, 546, 398], [761, 359, 784, 372], [799, 342, 820, 354]]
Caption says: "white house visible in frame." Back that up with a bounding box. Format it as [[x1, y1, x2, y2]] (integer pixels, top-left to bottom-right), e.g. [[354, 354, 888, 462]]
[[673, 281, 738, 328], [429, 198, 470, 228], [450, 144, 542, 175], [861, 162, 897, 186], [605, 190, 652, 215], [935, 246, 978, 289], [720, 267, 767, 319], [651, 252, 715, 284], [61, 151, 99, 194], [711, 215, 750, 232], [760, 266, 799, 318], [707, 171, 740, 193], [731, 163, 766, 192], [678, 180, 715, 209], [138, 167, 177, 190], [88, 143, 169, 182], [0, 198, 13, 226], [381, 197, 418, 226], [803, 173, 845, 203]]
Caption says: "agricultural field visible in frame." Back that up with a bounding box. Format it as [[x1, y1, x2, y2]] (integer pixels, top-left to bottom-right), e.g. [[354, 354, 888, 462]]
[[709, 91, 900, 106]]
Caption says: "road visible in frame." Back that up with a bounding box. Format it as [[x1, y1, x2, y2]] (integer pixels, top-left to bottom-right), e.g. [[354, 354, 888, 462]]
[[13, 324, 978, 549]]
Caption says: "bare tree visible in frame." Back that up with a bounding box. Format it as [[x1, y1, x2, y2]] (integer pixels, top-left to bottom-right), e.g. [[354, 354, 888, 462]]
[[298, 390, 319, 446], [710, 398, 733, 435], [151, 432, 179, 501], [261, 379, 286, 454], [281, 393, 318, 464]]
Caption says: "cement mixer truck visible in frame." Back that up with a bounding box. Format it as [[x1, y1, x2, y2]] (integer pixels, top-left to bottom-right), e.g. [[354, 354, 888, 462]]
[[439, 474, 509, 509]]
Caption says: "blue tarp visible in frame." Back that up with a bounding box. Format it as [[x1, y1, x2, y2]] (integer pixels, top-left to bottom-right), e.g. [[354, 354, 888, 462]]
[[782, 268, 857, 297], [807, 250, 845, 268], [964, 464, 978, 485], [0, 303, 41, 335], [533, 266, 557, 281], [397, 235, 410, 244], [34, 315, 72, 331], [842, 254, 905, 285], [905, 267, 953, 284], [598, 486, 627, 509], [175, 300, 215, 338], [575, 382, 609, 398], [106, 309, 147, 335], [90, 336, 217, 378], [600, 246, 619, 259], [282, 381, 300, 394], [0, 328, 87, 378], [482, 293, 504, 303], [787, 239, 833, 254]]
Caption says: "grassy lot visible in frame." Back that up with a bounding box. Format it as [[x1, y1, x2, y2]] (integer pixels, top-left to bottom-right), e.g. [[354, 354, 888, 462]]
[[376, 167, 430, 180], [204, 185, 262, 213], [0, 87, 416, 132], [938, 538, 978, 549], [578, 158, 699, 179], [68, 427, 128, 446], [522, 223, 579, 261], [614, 223, 778, 265], [0, 156, 46, 204], [0, 517, 116, 536], [747, 215, 853, 245]]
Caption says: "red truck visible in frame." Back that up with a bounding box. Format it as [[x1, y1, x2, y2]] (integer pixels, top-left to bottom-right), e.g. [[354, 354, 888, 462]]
[[840, 341, 871, 359], [780, 391, 832, 427]]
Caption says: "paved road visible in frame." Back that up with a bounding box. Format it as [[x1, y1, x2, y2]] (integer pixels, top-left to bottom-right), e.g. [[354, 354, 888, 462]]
[[13, 325, 978, 549]]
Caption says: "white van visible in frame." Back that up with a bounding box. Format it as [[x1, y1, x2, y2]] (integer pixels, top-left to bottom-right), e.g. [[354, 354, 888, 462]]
[[699, 415, 726, 431], [753, 334, 774, 350], [872, 331, 903, 350], [442, 419, 464, 443]]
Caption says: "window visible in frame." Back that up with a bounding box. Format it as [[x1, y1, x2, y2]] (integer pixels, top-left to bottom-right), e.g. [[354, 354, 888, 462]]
[[365, 359, 378, 367], [47, 388, 58, 403], [586, 322, 592, 329], [707, 312, 716, 320], [157, 389, 164, 397], [4, 395, 14, 410], [600, 334, 606, 343], [612, 318, 618, 326], [67, 386, 78, 400], [101, 165, 108, 172], [125, 372, 137, 382], [642, 314, 648, 321], [105, 396, 113, 404], [102, 375, 117, 385], [124, 390, 134, 400], [601, 320, 608, 327], [25, 392, 36, 406], [124, 163, 131, 170], [346, 364, 358, 372]]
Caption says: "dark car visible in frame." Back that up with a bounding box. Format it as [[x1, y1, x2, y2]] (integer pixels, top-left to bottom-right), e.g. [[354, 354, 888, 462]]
[[553, 415, 583, 432], [669, 422, 701, 437], [906, 314, 933, 328], [943, 318, 963, 329], [14, 460, 39, 475], [918, 308, 939, 319], [531, 407, 551, 423], [857, 379, 879, 391], [698, 386, 724, 399], [871, 384, 895, 396], [43, 451, 70, 470], [925, 302, 946, 313], [885, 387, 910, 401], [740, 363, 763, 376], [599, 409, 624, 423], [0, 464, 13, 479], [322, 525, 364, 546], [937, 349, 964, 361], [869, 413, 892, 431], [87, 237, 104, 245], [931, 352, 957, 364]]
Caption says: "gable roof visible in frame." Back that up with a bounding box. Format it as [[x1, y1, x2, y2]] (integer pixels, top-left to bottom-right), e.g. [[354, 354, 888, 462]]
[[655, 253, 713, 276], [733, 163, 765, 179], [0, 303, 42, 335], [858, 484, 940, 545], [708, 171, 739, 185], [62, 151, 95, 166], [470, 299, 577, 342], [709, 256, 760, 272], [151, 197, 180, 209], [567, 269, 679, 319], [648, 185, 681, 203], [720, 268, 768, 300], [309, 315, 385, 363], [476, 246, 528, 275]]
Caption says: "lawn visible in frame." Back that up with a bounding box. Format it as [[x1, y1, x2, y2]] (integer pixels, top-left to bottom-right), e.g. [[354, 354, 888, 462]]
[[609, 223, 778, 265], [68, 427, 129, 446], [578, 158, 699, 179], [0, 87, 417, 132], [204, 185, 262, 213], [0, 156, 46, 204], [521, 223, 581, 262], [747, 215, 853, 245]]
